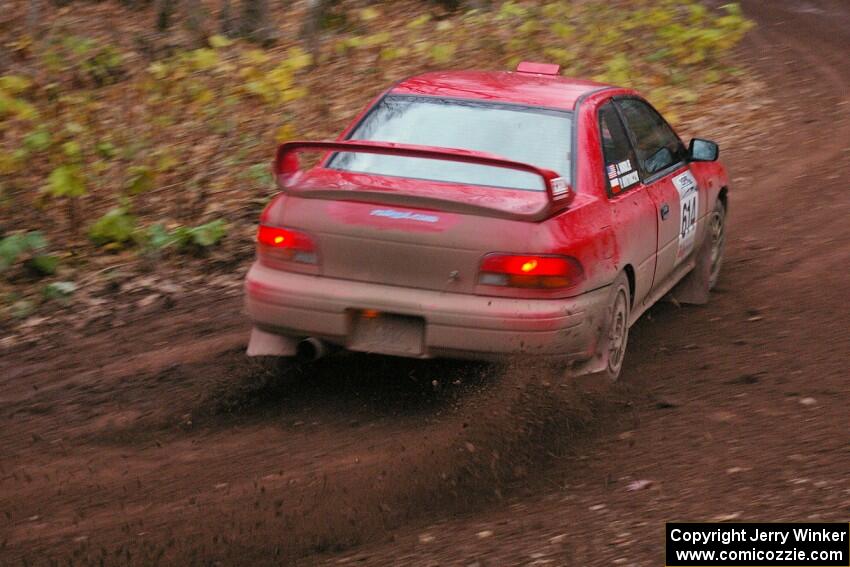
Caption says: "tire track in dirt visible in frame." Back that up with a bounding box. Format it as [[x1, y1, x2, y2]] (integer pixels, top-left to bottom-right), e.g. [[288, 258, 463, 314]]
[[738, 4, 850, 215], [158, 362, 620, 564], [3, 341, 630, 564]]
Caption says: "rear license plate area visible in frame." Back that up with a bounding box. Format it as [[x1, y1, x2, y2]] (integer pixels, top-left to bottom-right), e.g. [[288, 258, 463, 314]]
[[348, 311, 425, 357]]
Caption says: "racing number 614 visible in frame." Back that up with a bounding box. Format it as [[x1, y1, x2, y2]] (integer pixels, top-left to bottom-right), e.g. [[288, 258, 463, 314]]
[[681, 196, 696, 239]]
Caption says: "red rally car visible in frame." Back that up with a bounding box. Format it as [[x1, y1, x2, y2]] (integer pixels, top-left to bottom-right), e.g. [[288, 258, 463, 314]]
[[244, 61, 728, 380]]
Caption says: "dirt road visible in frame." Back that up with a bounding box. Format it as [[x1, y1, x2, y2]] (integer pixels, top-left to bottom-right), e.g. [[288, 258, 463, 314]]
[[1, 1, 849, 565]]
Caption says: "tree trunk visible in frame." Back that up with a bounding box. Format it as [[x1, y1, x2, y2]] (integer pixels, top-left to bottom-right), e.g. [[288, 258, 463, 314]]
[[220, 0, 233, 36], [301, 0, 332, 66], [239, 0, 271, 44], [156, 0, 177, 32], [27, 0, 41, 36], [185, 0, 206, 45], [466, 0, 491, 9]]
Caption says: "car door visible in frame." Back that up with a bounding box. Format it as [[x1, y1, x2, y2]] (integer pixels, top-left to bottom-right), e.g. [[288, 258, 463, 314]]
[[597, 101, 657, 307], [614, 97, 698, 293]]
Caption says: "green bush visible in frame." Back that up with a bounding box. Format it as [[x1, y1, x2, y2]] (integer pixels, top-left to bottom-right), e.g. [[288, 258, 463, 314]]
[[177, 219, 228, 248], [0, 231, 59, 276], [46, 164, 87, 198], [43, 35, 127, 88], [124, 165, 155, 195], [137, 219, 228, 253], [88, 207, 136, 246]]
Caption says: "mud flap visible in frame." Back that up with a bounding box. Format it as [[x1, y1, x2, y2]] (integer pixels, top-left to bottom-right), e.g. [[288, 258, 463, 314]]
[[246, 327, 298, 357], [568, 287, 617, 378], [568, 347, 607, 377], [667, 235, 712, 305]]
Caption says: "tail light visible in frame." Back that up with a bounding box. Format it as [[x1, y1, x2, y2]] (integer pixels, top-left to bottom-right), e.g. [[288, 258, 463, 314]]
[[478, 253, 583, 289], [256, 225, 318, 268]]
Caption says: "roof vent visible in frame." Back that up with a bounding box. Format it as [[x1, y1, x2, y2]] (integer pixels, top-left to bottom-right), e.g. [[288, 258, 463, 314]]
[[516, 61, 561, 76]]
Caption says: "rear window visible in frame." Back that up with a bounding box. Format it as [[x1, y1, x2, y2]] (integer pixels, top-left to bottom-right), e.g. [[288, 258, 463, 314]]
[[329, 95, 573, 191]]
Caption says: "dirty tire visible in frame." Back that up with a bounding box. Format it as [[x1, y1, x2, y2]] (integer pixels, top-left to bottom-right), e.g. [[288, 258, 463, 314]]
[[708, 199, 727, 290], [599, 271, 631, 382]]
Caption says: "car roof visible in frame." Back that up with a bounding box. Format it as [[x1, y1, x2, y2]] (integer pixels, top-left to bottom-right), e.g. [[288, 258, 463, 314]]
[[390, 70, 613, 111]]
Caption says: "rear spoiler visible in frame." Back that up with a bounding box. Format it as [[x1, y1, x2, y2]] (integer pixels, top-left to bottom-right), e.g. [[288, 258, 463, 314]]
[[273, 140, 574, 220]]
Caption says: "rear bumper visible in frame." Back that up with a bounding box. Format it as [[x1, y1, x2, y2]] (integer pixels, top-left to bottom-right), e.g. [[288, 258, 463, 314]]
[[244, 262, 609, 361]]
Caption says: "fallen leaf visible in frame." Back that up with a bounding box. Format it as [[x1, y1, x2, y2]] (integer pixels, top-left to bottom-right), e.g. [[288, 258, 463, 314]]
[[626, 479, 653, 491]]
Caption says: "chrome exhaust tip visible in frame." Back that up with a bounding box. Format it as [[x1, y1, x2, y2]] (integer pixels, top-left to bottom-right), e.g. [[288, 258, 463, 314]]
[[296, 337, 328, 361]]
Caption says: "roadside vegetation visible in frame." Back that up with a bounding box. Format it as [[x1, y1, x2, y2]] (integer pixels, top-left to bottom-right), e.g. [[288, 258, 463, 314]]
[[0, 0, 753, 337]]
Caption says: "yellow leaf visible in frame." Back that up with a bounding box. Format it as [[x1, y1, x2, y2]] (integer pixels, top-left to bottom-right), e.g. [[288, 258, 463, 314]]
[[156, 154, 180, 173], [363, 32, 391, 48], [380, 46, 410, 61], [282, 86, 307, 102], [147, 62, 168, 80], [209, 34, 234, 49], [275, 124, 296, 143], [191, 48, 219, 71], [0, 151, 21, 174], [216, 61, 237, 74], [243, 49, 271, 66], [194, 88, 215, 105], [551, 22, 574, 40], [360, 7, 380, 21], [518, 20, 537, 34], [269, 67, 294, 91], [245, 80, 273, 102], [239, 65, 260, 79], [430, 43, 456, 65], [407, 14, 431, 29], [11, 98, 39, 121], [284, 47, 313, 71], [0, 75, 32, 94]]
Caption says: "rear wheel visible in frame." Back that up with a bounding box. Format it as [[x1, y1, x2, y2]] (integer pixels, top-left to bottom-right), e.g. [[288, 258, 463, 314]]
[[600, 272, 631, 381]]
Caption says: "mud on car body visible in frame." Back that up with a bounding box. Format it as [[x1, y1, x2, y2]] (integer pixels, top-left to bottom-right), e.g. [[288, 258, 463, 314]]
[[244, 61, 728, 380]]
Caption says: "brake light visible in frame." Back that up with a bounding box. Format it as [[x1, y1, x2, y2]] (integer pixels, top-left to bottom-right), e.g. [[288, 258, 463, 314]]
[[256, 225, 317, 265], [478, 254, 582, 289]]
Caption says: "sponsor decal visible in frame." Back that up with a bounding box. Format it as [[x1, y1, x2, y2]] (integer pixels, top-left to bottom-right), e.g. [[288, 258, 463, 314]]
[[609, 175, 621, 193], [616, 159, 633, 175], [370, 208, 439, 223], [672, 170, 699, 261], [619, 170, 639, 189], [551, 177, 570, 198]]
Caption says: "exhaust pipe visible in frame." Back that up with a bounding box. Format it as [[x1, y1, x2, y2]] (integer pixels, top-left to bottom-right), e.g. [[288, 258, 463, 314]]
[[296, 337, 328, 361]]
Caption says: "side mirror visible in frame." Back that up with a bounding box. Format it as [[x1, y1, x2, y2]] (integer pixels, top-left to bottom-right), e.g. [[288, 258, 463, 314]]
[[688, 138, 719, 162]]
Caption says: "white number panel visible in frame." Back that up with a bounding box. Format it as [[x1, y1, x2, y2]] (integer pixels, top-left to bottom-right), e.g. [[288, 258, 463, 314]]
[[672, 170, 699, 262]]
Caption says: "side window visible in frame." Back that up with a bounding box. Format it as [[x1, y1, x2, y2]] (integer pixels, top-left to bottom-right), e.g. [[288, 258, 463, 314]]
[[598, 102, 640, 196], [616, 98, 686, 176]]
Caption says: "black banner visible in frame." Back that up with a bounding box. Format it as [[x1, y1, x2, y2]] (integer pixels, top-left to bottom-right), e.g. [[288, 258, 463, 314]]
[[666, 523, 849, 566]]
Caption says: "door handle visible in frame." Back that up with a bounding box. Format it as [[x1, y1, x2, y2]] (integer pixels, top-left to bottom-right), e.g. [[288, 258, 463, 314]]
[[660, 203, 670, 220]]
